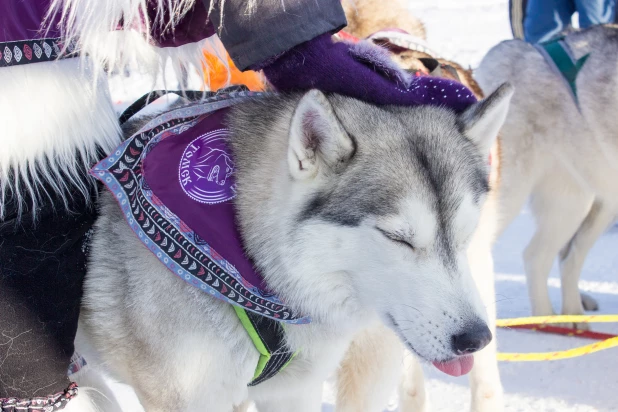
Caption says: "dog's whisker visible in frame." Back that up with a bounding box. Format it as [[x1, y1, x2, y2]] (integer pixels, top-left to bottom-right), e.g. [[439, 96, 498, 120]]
[[396, 303, 423, 315]]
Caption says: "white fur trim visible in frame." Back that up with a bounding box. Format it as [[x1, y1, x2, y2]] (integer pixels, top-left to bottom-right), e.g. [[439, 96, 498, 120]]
[[46, 0, 198, 56], [78, 31, 229, 90], [349, 40, 413, 87], [0, 58, 120, 220], [45, 0, 232, 88]]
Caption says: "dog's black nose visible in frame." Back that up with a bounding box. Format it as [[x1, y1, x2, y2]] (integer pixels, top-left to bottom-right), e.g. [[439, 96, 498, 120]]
[[452, 322, 492, 354]]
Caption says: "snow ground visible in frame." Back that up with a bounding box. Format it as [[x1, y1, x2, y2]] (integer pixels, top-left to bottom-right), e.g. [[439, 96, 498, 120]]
[[105, 1, 618, 410]]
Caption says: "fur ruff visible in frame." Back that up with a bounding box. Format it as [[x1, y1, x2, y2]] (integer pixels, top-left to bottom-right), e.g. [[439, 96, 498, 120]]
[[349, 40, 413, 88], [44, 0, 261, 88], [45, 0, 198, 55], [98, 31, 229, 89], [0, 58, 120, 220]]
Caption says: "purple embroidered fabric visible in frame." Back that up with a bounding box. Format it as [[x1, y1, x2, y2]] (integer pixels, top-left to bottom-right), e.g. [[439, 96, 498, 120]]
[[0, 383, 78, 412], [263, 33, 478, 112], [143, 108, 265, 290], [0, 1, 214, 67], [0, 2, 61, 43], [91, 91, 310, 324], [0, 2, 72, 67]]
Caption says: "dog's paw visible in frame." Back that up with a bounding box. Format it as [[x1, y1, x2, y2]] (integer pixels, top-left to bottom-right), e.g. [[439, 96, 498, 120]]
[[575, 321, 592, 331], [555, 321, 591, 331], [470, 383, 504, 412], [398, 388, 430, 412], [581, 293, 599, 311]]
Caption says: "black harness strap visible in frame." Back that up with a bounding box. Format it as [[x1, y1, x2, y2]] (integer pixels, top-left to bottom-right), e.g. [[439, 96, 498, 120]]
[[118, 85, 250, 126], [244, 310, 295, 386], [118, 90, 213, 125]]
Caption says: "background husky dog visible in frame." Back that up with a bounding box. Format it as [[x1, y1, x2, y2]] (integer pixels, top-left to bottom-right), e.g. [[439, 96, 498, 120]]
[[79, 86, 511, 411], [476, 25, 618, 329]]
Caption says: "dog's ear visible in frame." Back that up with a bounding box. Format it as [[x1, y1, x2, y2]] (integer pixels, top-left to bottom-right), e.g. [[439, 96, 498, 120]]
[[458, 83, 514, 154], [288, 90, 355, 180]]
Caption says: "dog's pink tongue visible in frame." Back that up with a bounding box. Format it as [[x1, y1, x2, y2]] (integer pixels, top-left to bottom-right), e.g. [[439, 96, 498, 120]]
[[432, 355, 474, 377]]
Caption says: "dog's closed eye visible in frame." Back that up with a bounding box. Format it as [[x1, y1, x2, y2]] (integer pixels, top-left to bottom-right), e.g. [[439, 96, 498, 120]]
[[376, 228, 415, 251]]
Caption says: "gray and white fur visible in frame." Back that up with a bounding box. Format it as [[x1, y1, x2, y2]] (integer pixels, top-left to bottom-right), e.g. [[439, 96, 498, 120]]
[[77, 87, 512, 411], [476, 25, 618, 329]]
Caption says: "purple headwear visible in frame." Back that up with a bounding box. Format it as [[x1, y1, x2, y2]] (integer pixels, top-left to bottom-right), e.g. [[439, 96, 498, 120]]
[[263, 33, 477, 113]]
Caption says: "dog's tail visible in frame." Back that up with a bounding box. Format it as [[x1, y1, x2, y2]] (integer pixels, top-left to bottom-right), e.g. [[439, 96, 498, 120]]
[[475, 40, 543, 239]]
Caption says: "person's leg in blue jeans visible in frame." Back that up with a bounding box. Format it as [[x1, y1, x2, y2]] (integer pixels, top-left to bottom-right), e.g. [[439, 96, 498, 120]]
[[524, 0, 575, 43], [575, 0, 616, 28]]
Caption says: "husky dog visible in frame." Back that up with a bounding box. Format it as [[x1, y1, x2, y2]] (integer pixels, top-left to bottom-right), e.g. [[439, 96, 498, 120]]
[[79, 85, 512, 411], [336, 53, 508, 412], [475, 25, 618, 329]]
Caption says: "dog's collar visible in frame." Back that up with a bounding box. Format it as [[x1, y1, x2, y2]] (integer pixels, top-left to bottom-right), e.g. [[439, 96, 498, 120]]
[[234, 307, 299, 385], [535, 36, 589, 107]]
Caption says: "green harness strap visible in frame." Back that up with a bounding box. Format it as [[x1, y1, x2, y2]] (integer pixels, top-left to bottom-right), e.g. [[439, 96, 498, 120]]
[[233, 306, 299, 386], [536, 36, 590, 105]]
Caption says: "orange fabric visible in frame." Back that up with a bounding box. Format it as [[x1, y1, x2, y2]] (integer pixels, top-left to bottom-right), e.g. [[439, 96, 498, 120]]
[[203, 52, 265, 91], [334, 30, 360, 43]]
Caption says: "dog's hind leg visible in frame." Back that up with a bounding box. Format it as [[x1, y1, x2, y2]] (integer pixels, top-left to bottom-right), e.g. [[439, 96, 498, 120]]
[[335, 323, 403, 412], [524, 175, 593, 317], [493, 178, 532, 240], [491, 145, 537, 240], [558, 199, 617, 329], [580, 292, 599, 311], [398, 353, 429, 412]]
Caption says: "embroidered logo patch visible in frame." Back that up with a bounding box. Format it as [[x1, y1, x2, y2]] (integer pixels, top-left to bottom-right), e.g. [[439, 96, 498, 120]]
[[179, 129, 237, 204]]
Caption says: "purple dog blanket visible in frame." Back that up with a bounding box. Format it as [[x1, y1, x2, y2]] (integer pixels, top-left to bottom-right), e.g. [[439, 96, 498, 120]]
[[91, 91, 309, 324]]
